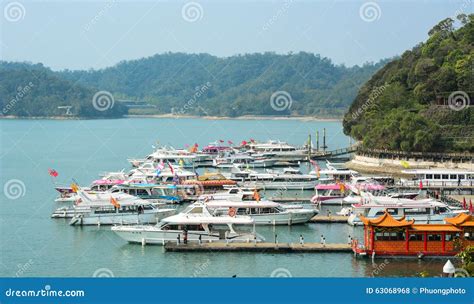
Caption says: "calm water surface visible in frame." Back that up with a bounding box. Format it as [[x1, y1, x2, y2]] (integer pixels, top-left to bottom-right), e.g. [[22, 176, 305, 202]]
[[0, 118, 451, 277]]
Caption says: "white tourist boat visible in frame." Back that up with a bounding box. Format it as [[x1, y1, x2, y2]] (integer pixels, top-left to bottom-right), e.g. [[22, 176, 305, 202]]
[[400, 169, 474, 187], [347, 195, 466, 226], [205, 200, 317, 225], [61, 191, 176, 226], [241, 167, 318, 190], [109, 183, 181, 204], [212, 153, 277, 169], [246, 140, 308, 161], [112, 202, 264, 245], [128, 146, 197, 168], [129, 163, 196, 184]]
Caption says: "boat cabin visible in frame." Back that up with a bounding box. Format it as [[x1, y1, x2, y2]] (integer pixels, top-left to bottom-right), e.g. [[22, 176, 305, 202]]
[[401, 169, 474, 187]]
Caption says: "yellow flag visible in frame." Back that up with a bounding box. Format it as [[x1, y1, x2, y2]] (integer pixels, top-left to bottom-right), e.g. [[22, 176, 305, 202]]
[[71, 183, 79, 193], [400, 160, 410, 168]]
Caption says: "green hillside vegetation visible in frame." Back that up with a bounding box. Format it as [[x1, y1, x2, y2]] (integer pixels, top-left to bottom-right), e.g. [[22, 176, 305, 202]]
[[343, 14, 474, 152], [0, 62, 126, 118], [59, 52, 386, 117]]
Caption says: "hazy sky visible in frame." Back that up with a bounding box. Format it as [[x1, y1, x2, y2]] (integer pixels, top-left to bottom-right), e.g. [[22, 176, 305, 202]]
[[1, 0, 472, 70]]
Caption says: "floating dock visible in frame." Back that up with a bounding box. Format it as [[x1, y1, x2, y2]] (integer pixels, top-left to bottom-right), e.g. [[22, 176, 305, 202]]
[[309, 215, 348, 223], [270, 197, 312, 203], [164, 242, 352, 253]]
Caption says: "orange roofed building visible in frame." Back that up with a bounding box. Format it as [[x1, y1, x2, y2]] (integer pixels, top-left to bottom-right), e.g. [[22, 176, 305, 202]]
[[353, 212, 474, 257]]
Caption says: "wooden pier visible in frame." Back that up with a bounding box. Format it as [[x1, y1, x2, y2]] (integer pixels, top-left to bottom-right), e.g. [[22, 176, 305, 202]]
[[309, 215, 348, 223], [164, 242, 352, 253]]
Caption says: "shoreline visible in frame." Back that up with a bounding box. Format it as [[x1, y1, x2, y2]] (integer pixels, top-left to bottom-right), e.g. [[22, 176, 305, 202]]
[[0, 114, 342, 122]]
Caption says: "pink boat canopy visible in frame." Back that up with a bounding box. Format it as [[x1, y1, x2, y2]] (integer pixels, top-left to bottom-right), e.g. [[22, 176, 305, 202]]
[[91, 179, 125, 186], [353, 183, 385, 191], [315, 184, 344, 190]]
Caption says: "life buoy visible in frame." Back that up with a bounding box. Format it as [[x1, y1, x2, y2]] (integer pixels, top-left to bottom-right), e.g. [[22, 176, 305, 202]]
[[228, 207, 236, 217]]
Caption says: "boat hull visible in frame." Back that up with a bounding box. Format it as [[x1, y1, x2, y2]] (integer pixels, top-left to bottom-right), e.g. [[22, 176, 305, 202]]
[[112, 226, 263, 245], [69, 209, 175, 226]]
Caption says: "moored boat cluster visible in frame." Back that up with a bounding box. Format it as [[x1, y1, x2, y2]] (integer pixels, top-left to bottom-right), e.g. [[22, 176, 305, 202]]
[[50, 139, 474, 257]]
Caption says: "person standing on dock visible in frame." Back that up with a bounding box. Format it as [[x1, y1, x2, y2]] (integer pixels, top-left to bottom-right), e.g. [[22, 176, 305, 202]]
[[347, 235, 352, 245], [320, 235, 324, 245], [322, 237, 326, 247], [300, 235, 304, 246]]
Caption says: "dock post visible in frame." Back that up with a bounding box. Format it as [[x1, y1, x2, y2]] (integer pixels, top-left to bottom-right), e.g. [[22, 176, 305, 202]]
[[316, 131, 319, 151], [322, 128, 327, 152]]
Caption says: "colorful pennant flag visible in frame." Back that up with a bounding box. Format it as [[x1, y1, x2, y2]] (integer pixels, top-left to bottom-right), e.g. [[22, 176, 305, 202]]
[[48, 168, 58, 177], [110, 196, 120, 208]]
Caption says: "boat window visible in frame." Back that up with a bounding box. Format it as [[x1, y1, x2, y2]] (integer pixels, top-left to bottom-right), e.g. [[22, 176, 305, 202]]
[[188, 207, 203, 214], [427, 234, 442, 241], [458, 175, 465, 179], [136, 189, 148, 195], [408, 233, 424, 241], [229, 189, 238, 194], [433, 174, 441, 179], [450, 175, 457, 180], [442, 174, 449, 180], [404, 208, 429, 215]]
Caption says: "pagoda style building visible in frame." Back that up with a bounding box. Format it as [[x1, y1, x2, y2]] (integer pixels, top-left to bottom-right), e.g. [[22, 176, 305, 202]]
[[353, 212, 474, 257]]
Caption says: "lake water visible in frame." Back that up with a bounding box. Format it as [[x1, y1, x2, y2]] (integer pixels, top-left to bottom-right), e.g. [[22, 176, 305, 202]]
[[0, 118, 450, 277]]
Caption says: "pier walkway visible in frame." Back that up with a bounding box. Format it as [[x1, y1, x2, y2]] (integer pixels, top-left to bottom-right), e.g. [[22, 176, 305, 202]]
[[309, 215, 348, 223], [164, 242, 352, 253]]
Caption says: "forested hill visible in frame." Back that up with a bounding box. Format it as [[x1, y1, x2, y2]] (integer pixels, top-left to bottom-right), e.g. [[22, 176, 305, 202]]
[[58, 52, 386, 117], [0, 62, 126, 118], [343, 15, 474, 153]]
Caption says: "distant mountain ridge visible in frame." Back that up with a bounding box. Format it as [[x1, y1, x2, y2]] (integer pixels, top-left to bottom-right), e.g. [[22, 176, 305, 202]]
[[1, 52, 386, 118]]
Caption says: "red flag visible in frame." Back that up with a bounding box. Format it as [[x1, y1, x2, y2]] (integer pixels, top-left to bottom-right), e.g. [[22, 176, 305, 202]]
[[462, 197, 467, 209], [250, 138, 255, 143], [48, 168, 58, 177], [167, 162, 174, 174], [228, 140, 233, 145], [219, 139, 224, 143], [470, 200, 473, 214], [241, 140, 247, 146], [419, 180, 423, 190]]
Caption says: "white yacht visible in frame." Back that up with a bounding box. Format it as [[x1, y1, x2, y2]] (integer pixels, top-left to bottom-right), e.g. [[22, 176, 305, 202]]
[[128, 146, 196, 168], [246, 140, 308, 161], [241, 168, 318, 190], [347, 195, 466, 226], [59, 191, 176, 226], [213, 153, 277, 169], [206, 200, 317, 225], [129, 164, 196, 184], [112, 202, 264, 245], [400, 169, 474, 187]]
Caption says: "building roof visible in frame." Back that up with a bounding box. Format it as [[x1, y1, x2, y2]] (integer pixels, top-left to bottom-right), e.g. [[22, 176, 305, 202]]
[[360, 211, 415, 227], [445, 213, 474, 227], [409, 224, 462, 232]]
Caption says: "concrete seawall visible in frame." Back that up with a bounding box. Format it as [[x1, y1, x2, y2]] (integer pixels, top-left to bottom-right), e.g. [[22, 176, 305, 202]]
[[347, 154, 474, 175]]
